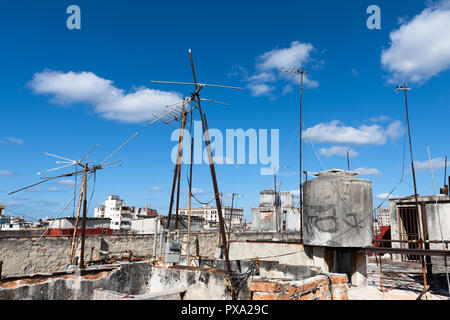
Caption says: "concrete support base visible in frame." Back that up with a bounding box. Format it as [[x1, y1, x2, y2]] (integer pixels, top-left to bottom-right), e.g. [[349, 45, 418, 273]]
[[350, 251, 368, 287]]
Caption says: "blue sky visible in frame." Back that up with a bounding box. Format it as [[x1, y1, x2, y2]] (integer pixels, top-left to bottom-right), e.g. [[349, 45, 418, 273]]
[[1, 0, 449, 221]]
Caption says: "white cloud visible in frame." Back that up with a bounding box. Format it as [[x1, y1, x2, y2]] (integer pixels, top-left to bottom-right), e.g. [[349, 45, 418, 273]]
[[369, 115, 392, 123], [150, 186, 163, 191], [247, 83, 275, 97], [319, 146, 359, 158], [47, 187, 64, 192], [29, 70, 182, 123], [377, 193, 400, 200], [54, 179, 75, 187], [0, 170, 14, 176], [355, 168, 382, 177], [303, 120, 403, 146], [415, 157, 447, 172], [381, 1, 450, 83], [7, 137, 24, 144], [183, 188, 205, 195], [257, 41, 315, 71]]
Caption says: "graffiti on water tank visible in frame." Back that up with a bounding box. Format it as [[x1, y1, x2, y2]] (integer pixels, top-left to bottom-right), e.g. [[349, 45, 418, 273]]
[[304, 204, 338, 233], [304, 204, 363, 234]]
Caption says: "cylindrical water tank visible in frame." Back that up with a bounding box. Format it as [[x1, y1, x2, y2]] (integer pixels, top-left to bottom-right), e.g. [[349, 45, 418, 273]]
[[303, 169, 373, 248]]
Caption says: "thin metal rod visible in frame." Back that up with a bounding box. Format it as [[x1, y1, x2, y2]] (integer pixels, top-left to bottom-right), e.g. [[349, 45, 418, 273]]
[[166, 102, 187, 229], [68, 173, 86, 264], [37, 163, 75, 176], [151, 80, 243, 90], [100, 132, 139, 166], [79, 165, 88, 268], [43, 152, 76, 163], [79, 144, 99, 163], [187, 136, 194, 266], [400, 84, 428, 293], [188, 49, 231, 276]]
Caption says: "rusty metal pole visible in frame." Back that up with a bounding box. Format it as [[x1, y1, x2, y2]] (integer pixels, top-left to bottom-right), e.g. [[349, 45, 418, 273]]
[[203, 114, 232, 275], [189, 49, 231, 276], [175, 102, 187, 231], [227, 193, 235, 253], [68, 173, 86, 264], [79, 164, 88, 268], [166, 101, 187, 230], [347, 150, 350, 171], [186, 136, 194, 266], [401, 84, 428, 292], [299, 71, 304, 241]]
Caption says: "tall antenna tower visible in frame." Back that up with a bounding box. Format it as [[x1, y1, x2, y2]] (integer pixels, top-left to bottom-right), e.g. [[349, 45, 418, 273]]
[[395, 84, 430, 295], [280, 66, 308, 242], [149, 49, 243, 277]]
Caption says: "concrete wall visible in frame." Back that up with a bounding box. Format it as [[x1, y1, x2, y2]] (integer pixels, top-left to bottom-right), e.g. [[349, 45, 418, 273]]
[[0, 231, 301, 277]]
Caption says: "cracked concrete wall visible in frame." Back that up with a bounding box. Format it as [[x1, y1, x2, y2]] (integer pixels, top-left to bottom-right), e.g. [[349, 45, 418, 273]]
[[0, 262, 151, 300], [0, 232, 301, 277]]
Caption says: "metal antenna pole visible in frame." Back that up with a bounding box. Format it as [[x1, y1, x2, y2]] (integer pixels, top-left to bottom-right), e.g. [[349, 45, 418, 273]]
[[175, 101, 187, 231], [396, 84, 428, 296], [189, 49, 232, 276], [445, 156, 448, 189], [347, 150, 350, 171], [166, 101, 187, 230], [68, 174, 86, 264], [187, 135, 194, 266], [79, 164, 88, 268]]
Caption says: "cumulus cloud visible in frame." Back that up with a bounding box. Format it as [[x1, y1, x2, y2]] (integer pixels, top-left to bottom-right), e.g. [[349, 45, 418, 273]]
[[247, 83, 275, 97], [355, 168, 382, 177], [415, 157, 447, 172], [381, 1, 450, 83], [230, 41, 320, 99], [150, 186, 163, 191], [29, 70, 182, 123], [303, 120, 404, 146], [319, 146, 358, 158], [257, 41, 314, 71]]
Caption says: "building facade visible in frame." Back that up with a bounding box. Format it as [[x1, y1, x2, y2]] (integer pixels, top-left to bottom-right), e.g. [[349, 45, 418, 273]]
[[176, 205, 244, 230], [252, 190, 300, 232], [94, 195, 158, 230]]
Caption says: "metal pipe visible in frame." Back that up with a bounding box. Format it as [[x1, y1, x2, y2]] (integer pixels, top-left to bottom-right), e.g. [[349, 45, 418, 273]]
[[401, 85, 428, 291], [189, 49, 231, 276], [153, 217, 158, 259], [79, 164, 88, 268]]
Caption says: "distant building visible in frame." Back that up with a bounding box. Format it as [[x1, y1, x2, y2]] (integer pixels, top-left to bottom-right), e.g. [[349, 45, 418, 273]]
[[377, 208, 391, 227], [176, 205, 244, 230], [0, 216, 27, 231], [45, 217, 112, 236], [0, 204, 5, 216], [252, 190, 300, 232], [94, 195, 158, 230]]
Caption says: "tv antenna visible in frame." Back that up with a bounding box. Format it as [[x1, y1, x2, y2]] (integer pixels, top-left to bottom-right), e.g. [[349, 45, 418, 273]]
[[149, 49, 243, 279], [280, 66, 310, 242], [8, 132, 139, 268]]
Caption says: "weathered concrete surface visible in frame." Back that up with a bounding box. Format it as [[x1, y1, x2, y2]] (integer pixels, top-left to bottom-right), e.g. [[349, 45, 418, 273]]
[[228, 241, 314, 267], [0, 231, 301, 277], [303, 170, 373, 248], [389, 195, 450, 265], [0, 262, 151, 300]]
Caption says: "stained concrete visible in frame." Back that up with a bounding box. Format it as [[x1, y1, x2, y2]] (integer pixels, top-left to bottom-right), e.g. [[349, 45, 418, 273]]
[[303, 170, 373, 248]]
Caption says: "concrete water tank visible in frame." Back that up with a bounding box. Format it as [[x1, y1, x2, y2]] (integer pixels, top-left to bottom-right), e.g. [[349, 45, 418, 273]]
[[303, 169, 373, 248]]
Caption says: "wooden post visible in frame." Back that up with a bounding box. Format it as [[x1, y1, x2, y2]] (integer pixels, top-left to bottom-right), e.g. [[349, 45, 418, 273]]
[[68, 173, 86, 264]]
